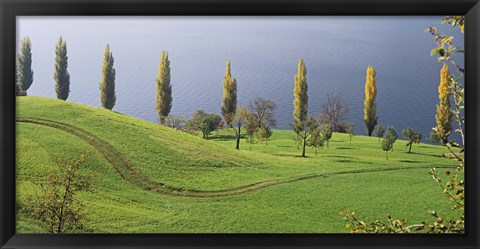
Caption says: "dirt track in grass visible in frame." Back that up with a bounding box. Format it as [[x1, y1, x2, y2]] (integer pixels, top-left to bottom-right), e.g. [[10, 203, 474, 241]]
[[17, 117, 452, 198]]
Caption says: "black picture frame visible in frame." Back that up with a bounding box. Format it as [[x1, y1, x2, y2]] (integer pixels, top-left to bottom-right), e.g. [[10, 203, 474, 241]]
[[1, 0, 479, 248]]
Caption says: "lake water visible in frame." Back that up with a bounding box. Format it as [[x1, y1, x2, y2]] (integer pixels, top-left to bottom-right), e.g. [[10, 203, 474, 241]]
[[17, 16, 464, 142]]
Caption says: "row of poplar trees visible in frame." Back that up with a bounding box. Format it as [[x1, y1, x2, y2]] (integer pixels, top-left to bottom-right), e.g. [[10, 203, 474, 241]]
[[16, 37, 71, 100], [15, 37, 173, 123]]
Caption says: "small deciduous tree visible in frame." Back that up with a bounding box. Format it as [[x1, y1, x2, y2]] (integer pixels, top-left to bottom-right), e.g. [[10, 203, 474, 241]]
[[429, 130, 442, 145], [156, 51, 172, 124], [363, 65, 378, 136], [221, 60, 237, 127], [344, 123, 355, 143], [230, 106, 249, 150], [184, 110, 221, 139], [164, 115, 185, 130], [381, 126, 398, 160], [31, 155, 94, 233], [244, 112, 258, 150], [291, 117, 318, 157], [249, 97, 276, 129], [320, 124, 333, 148], [17, 37, 34, 94], [185, 110, 206, 135], [257, 125, 273, 146], [309, 127, 325, 155], [319, 93, 349, 132], [99, 45, 116, 110], [199, 114, 222, 140], [54, 36, 70, 100], [374, 124, 385, 141], [402, 128, 422, 153]]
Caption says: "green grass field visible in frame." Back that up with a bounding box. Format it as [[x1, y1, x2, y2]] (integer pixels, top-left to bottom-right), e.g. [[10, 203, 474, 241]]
[[16, 96, 462, 233]]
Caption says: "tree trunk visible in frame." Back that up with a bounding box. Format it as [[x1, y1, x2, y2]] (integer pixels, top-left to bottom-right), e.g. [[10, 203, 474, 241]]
[[302, 132, 306, 157], [386, 151, 388, 160], [408, 143, 412, 153], [236, 126, 241, 150]]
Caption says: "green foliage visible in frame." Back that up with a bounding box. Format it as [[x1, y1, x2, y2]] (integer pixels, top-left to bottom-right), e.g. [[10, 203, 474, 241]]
[[293, 59, 308, 126], [185, 109, 206, 135], [290, 117, 318, 157], [344, 123, 355, 143], [257, 125, 273, 146], [428, 130, 442, 145], [156, 51, 172, 124], [186, 110, 222, 139], [54, 37, 70, 100], [244, 112, 259, 150], [374, 124, 385, 141], [381, 126, 397, 160], [221, 60, 237, 126], [15, 69, 27, 96], [17, 37, 34, 94], [320, 124, 333, 148], [308, 127, 324, 155], [402, 128, 422, 153], [200, 114, 222, 140], [30, 155, 93, 233], [99, 45, 116, 110]]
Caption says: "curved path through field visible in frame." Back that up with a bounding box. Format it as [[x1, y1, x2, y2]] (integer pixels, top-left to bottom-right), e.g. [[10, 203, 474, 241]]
[[17, 117, 450, 198]]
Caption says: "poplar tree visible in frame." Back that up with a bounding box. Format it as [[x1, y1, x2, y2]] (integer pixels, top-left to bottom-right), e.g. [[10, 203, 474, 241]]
[[221, 60, 237, 126], [17, 37, 34, 94], [54, 37, 70, 100], [293, 59, 308, 126], [363, 65, 378, 136], [99, 45, 116, 110], [435, 64, 452, 144], [155, 51, 172, 124], [292, 59, 311, 157]]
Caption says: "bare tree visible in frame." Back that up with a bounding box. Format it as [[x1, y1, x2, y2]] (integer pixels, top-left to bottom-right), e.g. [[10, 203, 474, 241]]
[[249, 97, 276, 129], [318, 93, 349, 132], [164, 115, 185, 130], [229, 106, 250, 150]]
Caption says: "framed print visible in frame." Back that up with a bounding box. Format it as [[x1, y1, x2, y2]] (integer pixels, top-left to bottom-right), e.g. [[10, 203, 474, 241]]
[[1, 0, 479, 248]]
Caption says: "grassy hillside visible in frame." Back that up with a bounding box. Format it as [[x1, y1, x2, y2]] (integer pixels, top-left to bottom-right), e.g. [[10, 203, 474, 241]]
[[16, 96, 462, 233]]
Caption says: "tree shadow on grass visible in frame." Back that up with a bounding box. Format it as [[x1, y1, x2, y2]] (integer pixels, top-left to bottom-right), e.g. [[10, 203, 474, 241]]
[[276, 145, 296, 148], [212, 134, 239, 141], [335, 147, 355, 150], [399, 159, 421, 163], [408, 152, 443, 158], [322, 155, 358, 160]]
